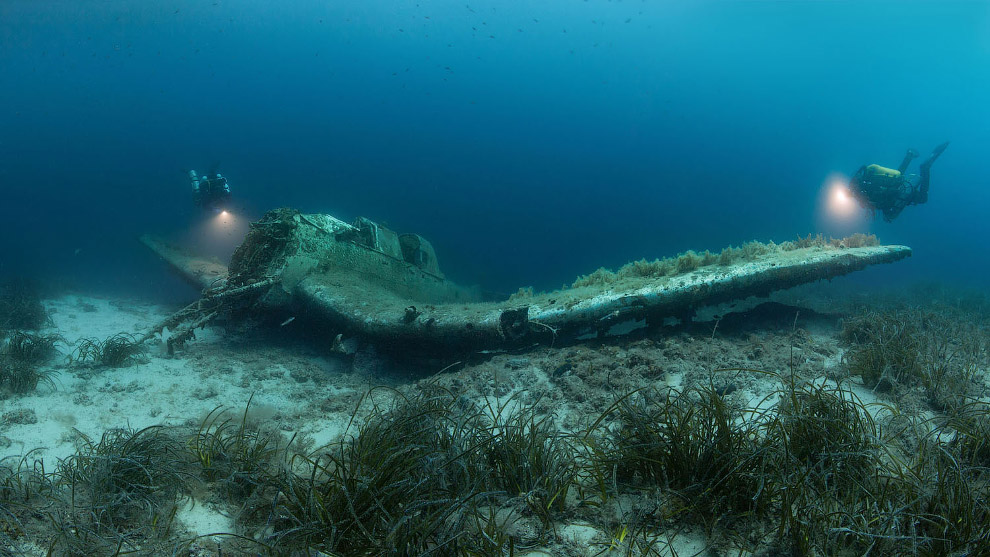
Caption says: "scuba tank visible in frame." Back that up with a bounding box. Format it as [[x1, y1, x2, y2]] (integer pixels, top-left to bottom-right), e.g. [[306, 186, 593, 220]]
[[864, 164, 900, 180], [189, 170, 201, 193]]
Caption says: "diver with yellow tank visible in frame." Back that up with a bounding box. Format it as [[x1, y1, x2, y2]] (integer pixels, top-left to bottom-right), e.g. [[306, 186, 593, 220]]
[[848, 142, 949, 221]]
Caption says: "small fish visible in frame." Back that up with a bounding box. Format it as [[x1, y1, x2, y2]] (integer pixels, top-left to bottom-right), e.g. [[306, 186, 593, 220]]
[[280, 317, 296, 327]]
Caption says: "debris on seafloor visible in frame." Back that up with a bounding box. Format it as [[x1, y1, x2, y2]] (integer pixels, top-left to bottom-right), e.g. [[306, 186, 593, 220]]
[[141, 208, 911, 355]]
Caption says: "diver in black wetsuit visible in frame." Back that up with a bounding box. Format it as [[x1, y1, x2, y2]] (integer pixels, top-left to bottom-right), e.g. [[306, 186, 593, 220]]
[[189, 169, 232, 213], [848, 142, 949, 222]]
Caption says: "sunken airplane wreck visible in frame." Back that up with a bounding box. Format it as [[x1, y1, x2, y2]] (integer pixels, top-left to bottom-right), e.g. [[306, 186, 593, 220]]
[[141, 208, 911, 355]]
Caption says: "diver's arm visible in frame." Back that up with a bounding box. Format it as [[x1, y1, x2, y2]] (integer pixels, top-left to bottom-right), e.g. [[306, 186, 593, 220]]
[[849, 165, 869, 196], [847, 166, 874, 214]]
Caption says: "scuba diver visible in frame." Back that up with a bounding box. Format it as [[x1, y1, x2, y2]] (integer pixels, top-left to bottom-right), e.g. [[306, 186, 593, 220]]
[[189, 169, 231, 213], [848, 142, 949, 222]]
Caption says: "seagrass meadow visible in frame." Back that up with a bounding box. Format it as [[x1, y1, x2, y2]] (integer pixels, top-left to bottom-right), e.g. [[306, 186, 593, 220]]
[[1, 270, 989, 556]]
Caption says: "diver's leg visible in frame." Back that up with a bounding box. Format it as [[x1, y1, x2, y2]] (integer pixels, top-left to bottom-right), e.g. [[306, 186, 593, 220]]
[[897, 149, 918, 174], [917, 141, 948, 203], [915, 172, 930, 204], [920, 141, 949, 174]]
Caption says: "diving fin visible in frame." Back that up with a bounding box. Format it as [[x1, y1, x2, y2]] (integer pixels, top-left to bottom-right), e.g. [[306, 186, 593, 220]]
[[923, 141, 949, 167]]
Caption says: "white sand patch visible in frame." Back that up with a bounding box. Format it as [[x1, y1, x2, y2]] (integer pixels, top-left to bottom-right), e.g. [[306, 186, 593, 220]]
[[559, 521, 604, 548], [0, 293, 361, 469], [603, 525, 709, 556], [44, 294, 170, 345], [306, 408, 353, 448], [176, 498, 236, 538]]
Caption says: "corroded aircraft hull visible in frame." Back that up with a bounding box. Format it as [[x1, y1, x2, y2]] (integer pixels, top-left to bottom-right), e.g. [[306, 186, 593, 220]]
[[142, 209, 911, 353]]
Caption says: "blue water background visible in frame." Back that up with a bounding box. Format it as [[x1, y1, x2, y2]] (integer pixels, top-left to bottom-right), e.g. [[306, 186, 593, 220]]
[[2, 1, 988, 302]]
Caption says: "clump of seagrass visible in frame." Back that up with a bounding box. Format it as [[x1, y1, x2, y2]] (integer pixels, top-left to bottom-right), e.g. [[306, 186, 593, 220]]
[[605, 385, 769, 525], [1, 452, 55, 550], [476, 393, 578, 529], [773, 381, 878, 489], [577, 371, 985, 555], [71, 333, 144, 367], [841, 310, 923, 391], [841, 309, 985, 410], [763, 379, 881, 554], [269, 387, 477, 553], [0, 279, 50, 331], [821, 408, 990, 556], [2, 331, 61, 364], [266, 385, 577, 554], [0, 331, 61, 393], [738, 372, 987, 556], [946, 400, 990, 469], [189, 395, 284, 503], [0, 359, 56, 394], [50, 426, 187, 555], [903, 436, 990, 554]]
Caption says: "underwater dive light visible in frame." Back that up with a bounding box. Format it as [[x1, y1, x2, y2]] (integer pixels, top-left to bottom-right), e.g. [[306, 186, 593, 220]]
[[825, 174, 857, 220]]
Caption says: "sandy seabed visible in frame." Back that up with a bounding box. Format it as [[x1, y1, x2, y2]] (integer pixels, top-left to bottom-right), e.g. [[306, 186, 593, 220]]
[[1, 282, 987, 556]]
